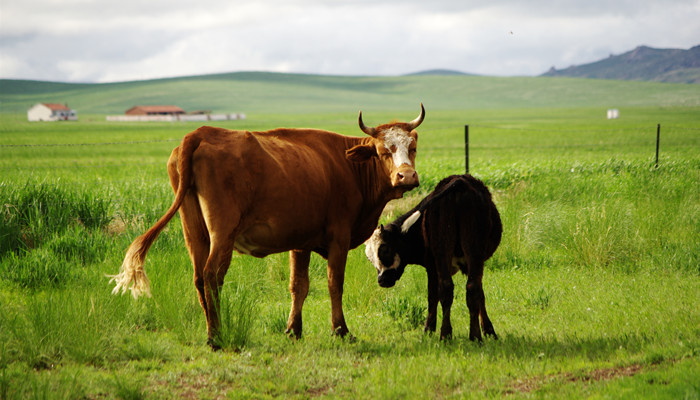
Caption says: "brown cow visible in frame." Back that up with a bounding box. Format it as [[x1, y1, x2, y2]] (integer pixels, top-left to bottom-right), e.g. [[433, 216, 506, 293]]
[[364, 174, 502, 341], [110, 105, 425, 348]]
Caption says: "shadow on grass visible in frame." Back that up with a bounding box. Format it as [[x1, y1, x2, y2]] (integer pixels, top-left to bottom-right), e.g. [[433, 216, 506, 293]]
[[342, 330, 658, 363]]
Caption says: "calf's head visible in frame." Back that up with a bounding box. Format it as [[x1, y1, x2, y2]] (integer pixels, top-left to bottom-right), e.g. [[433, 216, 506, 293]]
[[364, 211, 421, 288], [346, 104, 424, 193]]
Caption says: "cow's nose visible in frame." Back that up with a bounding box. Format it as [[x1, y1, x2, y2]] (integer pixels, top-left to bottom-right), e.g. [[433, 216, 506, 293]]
[[397, 170, 419, 186], [398, 171, 416, 181]]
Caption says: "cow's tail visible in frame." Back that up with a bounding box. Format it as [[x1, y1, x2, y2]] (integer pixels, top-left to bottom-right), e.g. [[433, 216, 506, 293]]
[[108, 132, 202, 299]]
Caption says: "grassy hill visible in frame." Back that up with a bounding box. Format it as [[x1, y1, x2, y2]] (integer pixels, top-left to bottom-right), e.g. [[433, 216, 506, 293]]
[[542, 45, 700, 84], [1, 71, 699, 115]]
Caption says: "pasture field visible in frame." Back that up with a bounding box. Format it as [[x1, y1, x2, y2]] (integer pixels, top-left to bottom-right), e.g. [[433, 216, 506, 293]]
[[0, 106, 699, 399]]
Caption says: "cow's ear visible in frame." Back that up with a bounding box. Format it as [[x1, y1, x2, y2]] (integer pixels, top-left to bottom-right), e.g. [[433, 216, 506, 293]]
[[401, 211, 421, 233], [345, 144, 376, 162]]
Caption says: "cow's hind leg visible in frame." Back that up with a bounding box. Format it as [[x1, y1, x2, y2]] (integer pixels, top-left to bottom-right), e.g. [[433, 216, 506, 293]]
[[432, 244, 455, 339], [202, 239, 235, 349], [168, 154, 211, 315], [479, 288, 498, 340], [286, 250, 310, 339], [465, 254, 497, 341], [424, 264, 439, 334], [466, 253, 499, 341], [181, 194, 211, 315], [466, 273, 483, 342]]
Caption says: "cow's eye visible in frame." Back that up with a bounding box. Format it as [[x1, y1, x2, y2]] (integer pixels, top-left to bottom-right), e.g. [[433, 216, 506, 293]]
[[378, 244, 394, 267]]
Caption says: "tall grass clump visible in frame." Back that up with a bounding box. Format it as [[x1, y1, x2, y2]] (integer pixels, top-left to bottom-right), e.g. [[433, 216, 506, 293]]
[[2, 290, 116, 368], [564, 202, 640, 268], [0, 182, 113, 289], [383, 295, 425, 330], [213, 282, 260, 351], [488, 158, 698, 273], [0, 182, 112, 255]]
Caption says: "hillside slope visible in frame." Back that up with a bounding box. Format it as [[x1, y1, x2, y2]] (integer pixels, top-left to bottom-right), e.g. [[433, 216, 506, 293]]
[[542, 45, 700, 83], [1, 72, 699, 115]]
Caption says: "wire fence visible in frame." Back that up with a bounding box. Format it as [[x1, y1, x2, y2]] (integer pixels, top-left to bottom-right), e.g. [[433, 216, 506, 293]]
[[1, 123, 698, 149], [1, 124, 696, 178]]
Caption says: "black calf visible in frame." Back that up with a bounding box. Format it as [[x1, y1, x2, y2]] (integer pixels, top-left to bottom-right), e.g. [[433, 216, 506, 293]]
[[364, 174, 502, 341]]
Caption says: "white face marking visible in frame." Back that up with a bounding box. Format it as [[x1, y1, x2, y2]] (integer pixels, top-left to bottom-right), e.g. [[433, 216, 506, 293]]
[[383, 127, 414, 168], [364, 229, 382, 272], [364, 229, 400, 273]]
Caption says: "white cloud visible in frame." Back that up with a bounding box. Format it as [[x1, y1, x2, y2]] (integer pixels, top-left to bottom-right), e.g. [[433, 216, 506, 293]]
[[1, 0, 699, 82]]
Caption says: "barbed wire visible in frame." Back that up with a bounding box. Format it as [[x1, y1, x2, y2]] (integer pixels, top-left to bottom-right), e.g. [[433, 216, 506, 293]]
[[468, 124, 700, 132], [0, 124, 697, 148]]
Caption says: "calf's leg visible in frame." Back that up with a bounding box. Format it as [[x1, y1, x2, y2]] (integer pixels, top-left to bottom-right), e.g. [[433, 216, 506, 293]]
[[438, 274, 454, 340], [479, 287, 498, 339], [424, 266, 439, 333], [465, 256, 497, 341], [466, 276, 483, 342]]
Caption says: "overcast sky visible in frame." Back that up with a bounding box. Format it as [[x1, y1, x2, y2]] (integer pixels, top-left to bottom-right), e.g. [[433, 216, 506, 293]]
[[1, 0, 699, 83]]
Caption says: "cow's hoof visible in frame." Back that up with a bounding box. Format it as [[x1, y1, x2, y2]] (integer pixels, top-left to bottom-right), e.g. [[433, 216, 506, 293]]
[[285, 328, 302, 340], [332, 331, 357, 343], [332, 326, 355, 342], [468, 334, 484, 343], [207, 338, 222, 351]]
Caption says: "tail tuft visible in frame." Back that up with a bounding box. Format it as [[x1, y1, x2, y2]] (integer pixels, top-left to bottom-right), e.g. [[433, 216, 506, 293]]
[[108, 238, 152, 299]]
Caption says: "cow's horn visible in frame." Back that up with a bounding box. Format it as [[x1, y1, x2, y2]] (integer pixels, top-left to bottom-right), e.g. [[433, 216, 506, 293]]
[[358, 111, 377, 137], [407, 103, 425, 130]]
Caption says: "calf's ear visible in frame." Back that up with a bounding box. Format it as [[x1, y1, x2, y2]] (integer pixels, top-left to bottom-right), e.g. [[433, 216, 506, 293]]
[[346, 144, 376, 162], [401, 211, 421, 233]]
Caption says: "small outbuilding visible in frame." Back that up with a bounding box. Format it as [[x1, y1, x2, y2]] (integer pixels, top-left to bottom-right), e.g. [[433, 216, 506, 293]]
[[125, 105, 186, 116], [27, 103, 78, 121]]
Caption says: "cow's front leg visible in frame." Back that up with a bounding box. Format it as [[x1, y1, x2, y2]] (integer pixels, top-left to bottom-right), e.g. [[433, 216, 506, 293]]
[[286, 250, 310, 339], [327, 240, 350, 338], [424, 266, 439, 333], [438, 274, 454, 340]]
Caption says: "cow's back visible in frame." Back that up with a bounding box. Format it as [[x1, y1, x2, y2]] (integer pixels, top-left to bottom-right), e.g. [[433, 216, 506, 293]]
[[169, 126, 367, 256], [422, 175, 502, 263]]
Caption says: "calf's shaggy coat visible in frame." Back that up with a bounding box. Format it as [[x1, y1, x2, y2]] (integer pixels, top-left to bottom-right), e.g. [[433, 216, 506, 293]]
[[364, 174, 502, 340]]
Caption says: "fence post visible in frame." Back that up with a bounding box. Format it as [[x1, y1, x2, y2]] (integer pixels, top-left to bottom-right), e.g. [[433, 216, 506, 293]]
[[465, 125, 469, 174], [655, 124, 661, 168]]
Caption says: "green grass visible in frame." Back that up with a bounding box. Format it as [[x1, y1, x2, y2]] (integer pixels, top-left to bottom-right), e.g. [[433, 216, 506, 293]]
[[0, 96, 698, 398]]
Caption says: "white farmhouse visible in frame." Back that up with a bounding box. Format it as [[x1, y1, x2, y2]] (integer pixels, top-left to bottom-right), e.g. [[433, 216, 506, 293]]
[[27, 103, 78, 121]]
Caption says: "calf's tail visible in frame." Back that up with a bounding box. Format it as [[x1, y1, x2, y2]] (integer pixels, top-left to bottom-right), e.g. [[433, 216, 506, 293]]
[[108, 132, 202, 298]]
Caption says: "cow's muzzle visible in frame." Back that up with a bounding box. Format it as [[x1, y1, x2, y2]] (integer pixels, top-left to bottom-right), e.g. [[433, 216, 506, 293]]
[[393, 166, 419, 188], [377, 269, 401, 288]]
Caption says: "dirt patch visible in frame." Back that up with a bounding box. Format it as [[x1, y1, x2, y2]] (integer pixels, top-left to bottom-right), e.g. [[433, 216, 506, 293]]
[[570, 364, 644, 384], [306, 384, 333, 397], [507, 363, 647, 394]]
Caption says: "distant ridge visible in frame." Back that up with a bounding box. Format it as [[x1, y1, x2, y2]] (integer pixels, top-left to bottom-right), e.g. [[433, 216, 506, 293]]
[[405, 69, 473, 76], [541, 45, 700, 84], [2, 71, 698, 115]]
